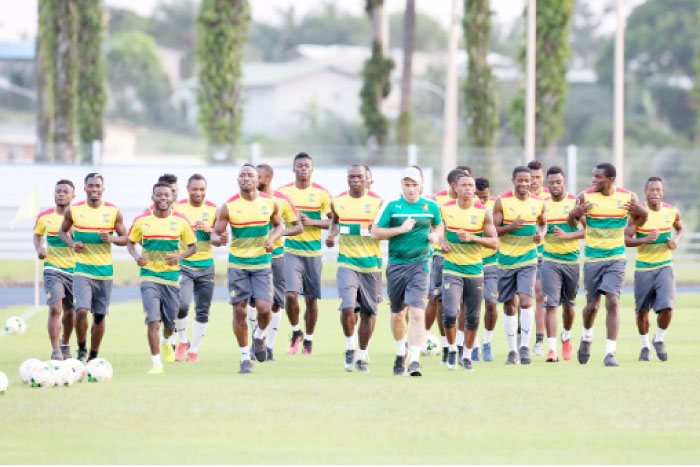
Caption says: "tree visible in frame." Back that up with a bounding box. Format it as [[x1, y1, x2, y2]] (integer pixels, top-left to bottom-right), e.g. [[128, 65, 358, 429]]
[[463, 0, 498, 147], [508, 0, 573, 148], [397, 0, 415, 146], [148, 0, 199, 78], [36, 0, 56, 162], [389, 10, 447, 52], [76, 0, 106, 163], [53, 0, 77, 163], [360, 0, 394, 146], [196, 0, 250, 161]]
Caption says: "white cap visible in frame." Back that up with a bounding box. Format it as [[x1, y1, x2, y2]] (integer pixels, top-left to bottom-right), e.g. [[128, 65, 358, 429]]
[[401, 167, 423, 183]]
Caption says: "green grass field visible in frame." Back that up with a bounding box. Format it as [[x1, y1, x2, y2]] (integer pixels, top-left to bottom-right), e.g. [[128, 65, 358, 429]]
[[1, 294, 700, 464]]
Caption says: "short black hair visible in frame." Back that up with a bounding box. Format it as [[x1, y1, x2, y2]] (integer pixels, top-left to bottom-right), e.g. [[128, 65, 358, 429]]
[[546, 166, 565, 177], [84, 172, 103, 184], [56, 179, 74, 190], [187, 173, 206, 185], [152, 182, 172, 193], [294, 152, 312, 165], [256, 163, 274, 178], [475, 177, 490, 191], [646, 176, 663, 189], [158, 173, 178, 185], [447, 168, 467, 185], [512, 166, 530, 178], [456, 165, 472, 176], [596, 163, 616, 180], [527, 160, 543, 171]]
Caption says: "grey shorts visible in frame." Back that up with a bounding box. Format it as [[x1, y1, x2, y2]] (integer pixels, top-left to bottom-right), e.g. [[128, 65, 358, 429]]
[[442, 274, 483, 331], [228, 267, 273, 305], [429, 255, 444, 300], [498, 264, 536, 303], [179, 266, 215, 323], [634, 266, 675, 314], [141, 281, 179, 328], [73, 275, 112, 315], [284, 252, 322, 299], [541, 261, 579, 307], [44, 269, 73, 308], [483, 264, 499, 304], [386, 261, 430, 313], [271, 256, 285, 309], [337, 267, 382, 315], [536, 255, 543, 279], [584, 259, 626, 301]]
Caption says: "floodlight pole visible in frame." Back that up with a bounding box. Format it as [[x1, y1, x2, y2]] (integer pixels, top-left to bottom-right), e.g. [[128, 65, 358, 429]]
[[613, 0, 625, 186], [441, 0, 459, 186], [524, 0, 536, 164]]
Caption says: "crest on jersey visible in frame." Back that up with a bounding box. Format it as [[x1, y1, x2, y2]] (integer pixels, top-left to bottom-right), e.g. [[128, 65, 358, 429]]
[[309, 194, 315, 202], [103, 214, 109, 223], [531, 206, 536, 215], [364, 204, 371, 213], [665, 215, 670, 222], [617, 200, 623, 208], [563, 205, 569, 213], [170, 221, 176, 230], [422, 203, 428, 211], [261, 205, 268, 215], [203, 213, 208, 221], [471, 215, 477, 224]]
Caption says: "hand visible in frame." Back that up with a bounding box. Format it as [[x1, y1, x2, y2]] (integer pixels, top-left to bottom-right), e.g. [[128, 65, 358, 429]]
[[72, 241, 85, 253], [533, 232, 542, 244], [427, 231, 439, 245], [645, 230, 659, 244], [401, 217, 416, 233], [667, 237, 678, 250], [136, 255, 149, 267], [457, 230, 472, 242], [623, 199, 647, 217], [553, 226, 568, 240], [438, 239, 451, 252], [571, 201, 593, 218], [326, 235, 335, 248], [164, 253, 180, 266], [99, 231, 111, 243], [264, 238, 274, 253], [37, 247, 47, 260], [299, 213, 314, 227], [194, 221, 211, 233], [219, 231, 229, 245], [509, 215, 524, 230]]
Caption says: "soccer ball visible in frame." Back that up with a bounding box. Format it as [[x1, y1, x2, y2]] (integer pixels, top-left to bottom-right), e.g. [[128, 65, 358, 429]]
[[30, 363, 55, 388], [19, 358, 43, 384], [0, 371, 8, 394], [421, 334, 441, 356], [64, 358, 86, 383], [45, 360, 71, 387], [4, 316, 26, 335], [86, 358, 113, 383]]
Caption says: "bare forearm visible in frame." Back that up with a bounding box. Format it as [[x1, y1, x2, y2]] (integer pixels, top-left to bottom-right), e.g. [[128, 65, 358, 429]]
[[127, 242, 141, 261], [371, 226, 404, 240]]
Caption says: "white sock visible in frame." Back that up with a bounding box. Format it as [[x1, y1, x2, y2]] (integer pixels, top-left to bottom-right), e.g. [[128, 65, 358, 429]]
[[239, 346, 251, 361], [168, 333, 177, 345], [654, 328, 666, 342], [189, 320, 208, 353], [456, 330, 465, 347], [151, 354, 161, 366], [357, 349, 367, 361], [291, 324, 301, 332], [483, 329, 493, 344], [519, 307, 534, 348], [345, 335, 355, 350], [561, 329, 571, 342], [409, 345, 421, 363], [464, 347, 473, 360], [176, 316, 189, 344], [605, 339, 617, 355], [504, 315, 517, 352], [304, 333, 313, 342], [247, 306, 258, 331], [582, 327, 593, 342], [266, 311, 282, 348], [449, 343, 457, 353], [253, 327, 264, 339], [547, 337, 557, 352], [640, 334, 650, 348], [425, 329, 430, 339], [159, 334, 169, 345], [395, 338, 407, 356], [440, 335, 448, 348], [473, 334, 480, 349]]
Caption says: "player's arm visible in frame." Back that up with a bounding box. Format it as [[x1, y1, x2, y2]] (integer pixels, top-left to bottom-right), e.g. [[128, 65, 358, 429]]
[[58, 207, 83, 253], [210, 204, 230, 247], [533, 206, 547, 244], [427, 221, 444, 245], [567, 192, 591, 229], [493, 198, 522, 236], [265, 203, 284, 252], [471, 210, 498, 249], [625, 192, 649, 227], [325, 201, 340, 248], [126, 222, 148, 267], [102, 210, 128, 246], [553, 225, 585, 241], [668, 210, 684, 251], [33, 217, 47, 260], [371, 216, 415, 240], [283, 208, 303, 238], [624, 216, 650, 247]]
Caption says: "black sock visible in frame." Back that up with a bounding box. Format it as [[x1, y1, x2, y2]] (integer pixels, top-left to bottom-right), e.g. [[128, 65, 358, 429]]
[[536, 333, 544, 343], [78, 342, 86, 352], [89, 350, 98, 360]]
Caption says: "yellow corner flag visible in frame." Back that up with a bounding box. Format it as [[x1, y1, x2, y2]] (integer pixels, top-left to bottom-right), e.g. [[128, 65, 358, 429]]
[[10, 186, 39, 230]]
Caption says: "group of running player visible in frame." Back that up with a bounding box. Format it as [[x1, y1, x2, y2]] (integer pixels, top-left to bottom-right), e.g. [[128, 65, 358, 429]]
[[32, 153, 683, 376]]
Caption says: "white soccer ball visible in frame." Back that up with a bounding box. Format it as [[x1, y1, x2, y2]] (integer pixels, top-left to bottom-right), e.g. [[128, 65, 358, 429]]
[[0, 371, 8, 394], [45, 360, 68, 386], [421, 334, 441, 356], [86, 358, 113, 383], [30, 363, 55, 388], [4, 316, 26, 335], [64, 358, 86, 383], [19, 358, 43, 384], [58, 364, 74, 387]]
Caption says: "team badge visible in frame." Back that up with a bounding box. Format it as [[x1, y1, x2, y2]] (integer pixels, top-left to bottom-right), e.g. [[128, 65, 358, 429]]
[[203, 213, 208, 221], [443, 283, 449, 291], [230, 290, 236, 298], [617, 200, 623, 208], [665, 215, 670, 222], [170, 221, 176, 230], [531, 206, 536, 215], [471, 215, 477, 224], [309, 194, 315, 202], [563, 205, 569, 213], [261, 205, 268, 215], [47, 291, 52, 299], [103, 214, 109, 222], [422, 203, 428, 211], [364, 204, 371, 213]]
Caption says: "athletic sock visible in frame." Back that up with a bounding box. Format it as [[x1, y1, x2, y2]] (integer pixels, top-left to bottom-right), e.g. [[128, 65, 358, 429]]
[[291, 324, 301, 332], [160, 334, 169, 345], [151, 354, 161, 366], [654, 328, 667, 342], [304, 333, 313, 342], [605, 339, 617, 355], [78, 341, 86, 352], [357, 348, 367, 361], [448, 343, 457, 353], [89, 350, 98, 360], [239, 346, 251, 361], [425, 329, 430, 340], [561, 329, 571, 342], [167, 333, 177, 345], [409, 345, 421, 364], [395, 338, 407, 357], [504, 315, 517, 352], [345, 335, 355, 351], [582, 327, 593, 342], [483, 329, 493, 344], [253, 327, 264, 339], [266, 311, 282, 347], [535, 332, 544, 343], [440, 335, 448, 348], [247, 306, 258, 332], [473, 334, 480, 349], [519, 307, 534, 348], [176, 316, 189, 344], [456, 330, 465, 347], [640, 334, 650, 348], [465, 347, 474, 359], [547, 337, 557, 352], [189, 320, 208, 353]]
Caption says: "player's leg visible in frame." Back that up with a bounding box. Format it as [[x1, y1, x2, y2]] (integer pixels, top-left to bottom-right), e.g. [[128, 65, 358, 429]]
[[188, 266, 215, 362], [356, 311, 373, 372], [283, 253, 305, 353], [405, 262, 429, 376], [428, 256, 447, 363], [338, 267, 359, 371], [541, 261, 561, 362], [47, 302, 63, 360], [250, 268, 273, 362], [515, 265, 536, 364], [72, 275, 91, 362], [481, 265, 498, 362], [533, 257, 545, 356], [462, 277, 483, 371], [499, 268, 519, 364], [458, 304, 469, 361], [175, 267, 195, 361], [386, 263, 409, 375], [634, 268, 652, 361], [140, 282, 165, 373], [441, 274, 461, 370], [651, 266, 675, 361], [60, 273, 74, 358], [301, 256, 323, 354], [579, 261, 603, 364], [265, 257, 285, 360], [87, 279, 111, 361], [600, 260, 625, 366]]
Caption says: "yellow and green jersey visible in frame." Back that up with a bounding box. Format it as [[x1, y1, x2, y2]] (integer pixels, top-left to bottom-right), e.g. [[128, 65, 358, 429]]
[[128, 211, 196, 286], [534, 188, 551, 257], [583, 187, 631, 262], [635, 202, 678, 271], [277, 182, 331, 257], [34, 208, 74, 274], [271, 191, 298, 259], [543, 194, 580, 264], [71, 201, 119, 280], [226, 193, 277, 269], [333, 190, 382, 273], [441, 200, 487, 277], [497, 191, 544, 270], [432, 190, 454, 257], [173, 198, 217, 270], [480, 196, 498, 267]]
